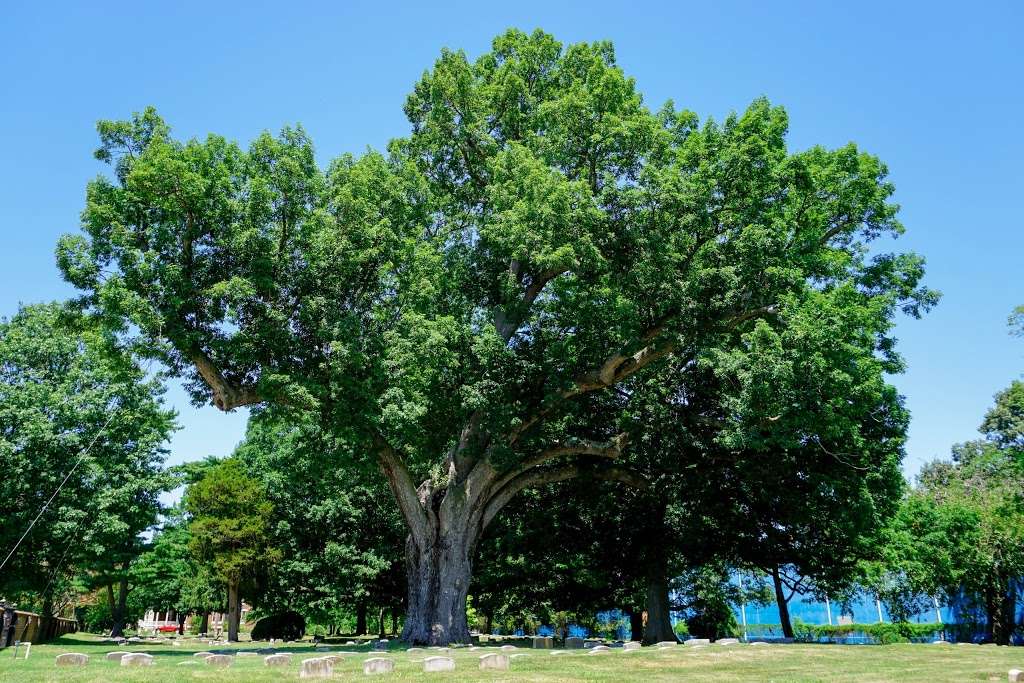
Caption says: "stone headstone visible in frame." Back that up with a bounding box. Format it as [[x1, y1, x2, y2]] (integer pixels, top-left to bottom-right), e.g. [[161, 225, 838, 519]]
[[55, 653, 89, 666], [479, 653, 510, 670], [623, 641, 641, 651], [265, 654, 292, 667], [655, 640, 678, 648], [105, 651, 130, 661], [406, 647, 425, 654], [172, 640, 182, 647], [236, 651, 258, 657], [750, 641, 770, 647], [204, 654, 234, 667], [322, 654, 347, 665], [500, 644, 517, 651], [121, 653, 155, 666], [193, 651, 215, 658], [300, 657, 333, 678], [685, 638, 710, 646], [532, 636, 553, 649], [423, 656, 456, 672], [345, 640, 357, 645], [588, 645, 611, 654], [1008, 669, 1023, 683], [565, 637, 585, 649], [716, 638, 739, 645], [363, 657, 395, 675]]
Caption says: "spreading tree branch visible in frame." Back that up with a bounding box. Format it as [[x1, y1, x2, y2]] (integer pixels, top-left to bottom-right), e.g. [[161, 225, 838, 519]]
[[187, 345, 262, 411], [372, 432, 430, 543], [482, 463, 647, 529]]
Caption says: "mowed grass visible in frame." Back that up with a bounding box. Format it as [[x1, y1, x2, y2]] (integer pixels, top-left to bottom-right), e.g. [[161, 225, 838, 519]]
[[2, 632, 1023, 682]]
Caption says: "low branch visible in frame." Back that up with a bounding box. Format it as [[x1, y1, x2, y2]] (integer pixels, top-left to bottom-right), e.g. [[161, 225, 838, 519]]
[[490, 433, 629, 495], [482, 463, 647, 529]]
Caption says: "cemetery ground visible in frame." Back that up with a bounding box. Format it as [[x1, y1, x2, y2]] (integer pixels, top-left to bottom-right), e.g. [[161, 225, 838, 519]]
[[2, 633, 1023, 682]]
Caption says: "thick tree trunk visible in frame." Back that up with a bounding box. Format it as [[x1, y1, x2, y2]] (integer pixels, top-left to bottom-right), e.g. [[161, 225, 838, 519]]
[[986, 578, 1016, 646], [642, 572, 677, 643], [355, 603, 367, 635], [390, 607, 398, 636], [177, 612, 187, 635], [227, 581, 240, 642], [771, 566, 794, 639], [400, 496, 477, 645], [378, 606, 386, 639], [630, 609, 644, 642], [198, 612, 209, 634]]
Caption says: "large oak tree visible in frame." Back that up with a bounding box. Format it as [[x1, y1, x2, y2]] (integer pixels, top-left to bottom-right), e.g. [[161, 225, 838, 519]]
[[57, 29, 932, 643]]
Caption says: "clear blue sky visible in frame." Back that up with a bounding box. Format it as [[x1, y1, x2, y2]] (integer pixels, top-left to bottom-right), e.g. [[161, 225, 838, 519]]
[[2, 1, 1021, 480]]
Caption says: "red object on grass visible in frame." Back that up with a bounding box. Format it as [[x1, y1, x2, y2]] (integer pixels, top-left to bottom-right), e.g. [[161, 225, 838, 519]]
[[158, 625, 178, 633]]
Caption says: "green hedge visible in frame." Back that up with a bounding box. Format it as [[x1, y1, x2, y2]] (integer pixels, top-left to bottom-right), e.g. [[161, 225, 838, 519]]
[[792, 622, 944, 644]]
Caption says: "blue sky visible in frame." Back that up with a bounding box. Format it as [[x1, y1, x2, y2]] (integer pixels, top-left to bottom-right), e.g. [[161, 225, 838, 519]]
[[2, 1, 1021, 481]]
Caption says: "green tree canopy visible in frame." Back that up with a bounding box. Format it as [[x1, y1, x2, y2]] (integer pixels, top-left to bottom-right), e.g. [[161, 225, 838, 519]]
[[183, 457, 279, 640], [0, 302, 175, 630], [233, 411, 406, 630]]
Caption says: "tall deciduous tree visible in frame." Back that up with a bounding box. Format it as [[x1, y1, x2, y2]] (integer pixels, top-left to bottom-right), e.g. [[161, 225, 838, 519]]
[[183, 458, 279, 641], [0, 303, 175, 636], [57, 29, 933, 643], [894, 441, 1024, 644], [234, 412, 406, 631]]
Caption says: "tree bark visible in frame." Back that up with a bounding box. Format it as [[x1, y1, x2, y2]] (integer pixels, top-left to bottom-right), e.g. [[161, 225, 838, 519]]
[[110, 573, 129, 638], [642, 571, 677, 643], [227, 580, 240, 642], [198, 612, 209, 634], [629, 609, 645, 642], [400, 517, 476, 645], [390, 607, 398, 636], [771, 566, 794, 639], [177, 611, 187, 636], [986, 577, 1016, 646], [377, 606, 386, 639], [41, 594, 55, 641], [355, 603, 367, 635]]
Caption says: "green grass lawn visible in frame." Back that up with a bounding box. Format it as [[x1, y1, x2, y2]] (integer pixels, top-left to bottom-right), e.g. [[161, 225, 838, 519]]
[[2, 632, 1022, 682]]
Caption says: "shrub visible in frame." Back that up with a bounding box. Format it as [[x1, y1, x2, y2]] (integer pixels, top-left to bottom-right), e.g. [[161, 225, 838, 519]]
[[792, 622, 943, 644], [251, 611, 305, 641]]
